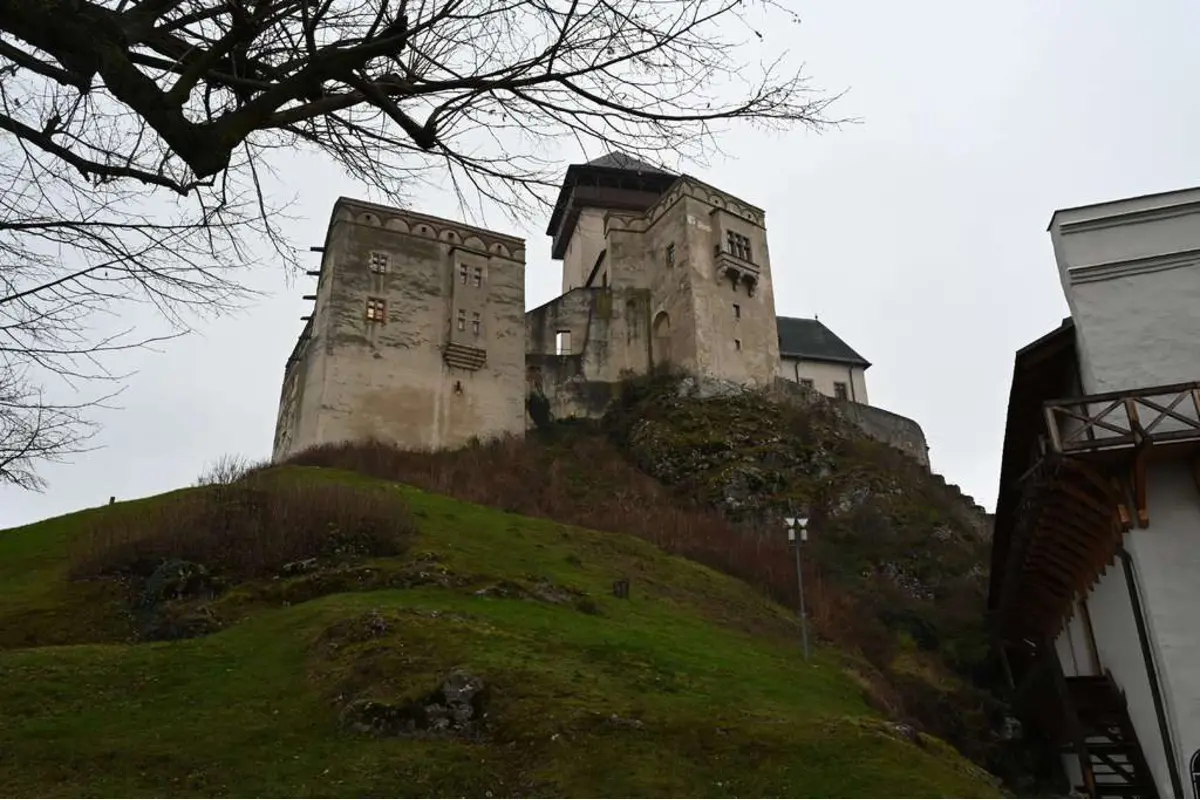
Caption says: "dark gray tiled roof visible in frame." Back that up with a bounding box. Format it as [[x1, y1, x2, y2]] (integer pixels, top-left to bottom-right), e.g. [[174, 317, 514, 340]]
[[584, 151, 675, 174], [776, 316, 871, 368]]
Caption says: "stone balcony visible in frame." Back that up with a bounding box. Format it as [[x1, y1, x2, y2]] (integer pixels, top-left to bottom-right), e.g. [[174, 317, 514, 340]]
[[712, 245, 760, 295]]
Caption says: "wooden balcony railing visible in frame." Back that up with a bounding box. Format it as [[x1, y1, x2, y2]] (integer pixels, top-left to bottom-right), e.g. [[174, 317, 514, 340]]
[[1043, 381, 1200, 455]]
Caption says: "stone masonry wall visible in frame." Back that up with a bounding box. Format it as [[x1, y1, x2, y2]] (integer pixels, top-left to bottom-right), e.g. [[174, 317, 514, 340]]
[[525, 286, 652, 426], [768, 378, 993, 540]]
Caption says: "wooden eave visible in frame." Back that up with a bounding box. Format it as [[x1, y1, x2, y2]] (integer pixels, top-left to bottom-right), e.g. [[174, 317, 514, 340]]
[[989, 319, 1078, 608], [546, 164, 676, 258], [996, 378, 1200, 644]]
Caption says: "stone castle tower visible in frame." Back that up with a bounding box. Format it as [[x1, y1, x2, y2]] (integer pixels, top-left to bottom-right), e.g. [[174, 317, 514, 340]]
[[539, 152, 781, 387], [272, 198, 527, 461], [273, 154, 912, 465]]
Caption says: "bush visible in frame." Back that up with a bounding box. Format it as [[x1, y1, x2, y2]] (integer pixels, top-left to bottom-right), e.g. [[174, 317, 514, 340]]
[[72, 477, 416, 582], [285, 434, 857, 652], [194, 453, 271, 486]]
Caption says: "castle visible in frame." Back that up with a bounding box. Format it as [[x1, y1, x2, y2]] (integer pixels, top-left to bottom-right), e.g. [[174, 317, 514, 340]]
[[271, 153, 920, 466]]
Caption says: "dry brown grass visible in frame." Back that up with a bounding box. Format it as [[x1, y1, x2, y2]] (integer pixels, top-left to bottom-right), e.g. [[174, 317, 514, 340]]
[[284, 433, 886, 655], [71, 477, 416, 581]]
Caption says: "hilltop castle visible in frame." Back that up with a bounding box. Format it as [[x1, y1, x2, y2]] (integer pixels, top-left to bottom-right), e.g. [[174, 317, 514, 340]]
[[271, 153, 914, 465]]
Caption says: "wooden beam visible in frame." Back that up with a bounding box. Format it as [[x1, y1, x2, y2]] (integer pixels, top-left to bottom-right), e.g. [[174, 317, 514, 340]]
[[302, 294, 317, 301], [1131, 446, 1150, 528], [1109, 477, 1133, 530], [305, 269, 321, 276]]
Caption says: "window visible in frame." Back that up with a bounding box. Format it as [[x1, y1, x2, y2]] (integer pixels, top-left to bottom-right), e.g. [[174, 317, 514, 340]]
[[365, 296, 387, 322], [556, 330, 572, 355], [799, 378, 815, 390], [368, 251, 389, 274], [459, 264, 469, 284], [473, 267, 483, 288], [726, 231, 752, 262], [834, 382, 849, 400], [471, 312, 481, 336], [666, 243, 676, 267], [732, 303, 741, 319], [734, 338, 742, 351], [457, 309, 466, 331]]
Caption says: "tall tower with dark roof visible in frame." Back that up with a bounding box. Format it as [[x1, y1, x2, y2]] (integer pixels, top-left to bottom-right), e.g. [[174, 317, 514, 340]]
[[545, 152, 677, 293], [539, 151, 782, 387]]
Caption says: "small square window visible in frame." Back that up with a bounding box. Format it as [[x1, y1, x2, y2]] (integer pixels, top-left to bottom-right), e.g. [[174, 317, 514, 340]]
[[459, 265, 468, 284], [733, 303, 741, 319], [834, 382, 849, 400], [734, 338, 742, 351], [556, 330, 572, 356], [471, 312, 481, 336], [365, 296, 387, 322], [473, 267, 483, 288], [666, 243, 676, 267], [368, 251, 389, 274], [799, 378, 815, 390], [457, 309, 466, 331]]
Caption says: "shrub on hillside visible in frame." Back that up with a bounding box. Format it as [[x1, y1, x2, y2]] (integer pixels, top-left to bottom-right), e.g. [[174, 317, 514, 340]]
[[194, 453, 271, 486], [72, 478, 416, 582], [285, 435, 866, 654]]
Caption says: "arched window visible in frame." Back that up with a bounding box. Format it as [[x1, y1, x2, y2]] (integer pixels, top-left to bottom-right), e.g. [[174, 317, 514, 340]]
[[1190, 749, 1200, 797], [653, 311, 671, 366]]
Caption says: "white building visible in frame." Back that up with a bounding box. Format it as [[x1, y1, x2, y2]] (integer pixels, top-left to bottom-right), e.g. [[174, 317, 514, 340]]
[[990, 186, 1200, 798], [776, 316, 871, 404]]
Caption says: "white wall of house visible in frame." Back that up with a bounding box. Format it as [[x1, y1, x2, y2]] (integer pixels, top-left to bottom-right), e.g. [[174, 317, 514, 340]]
[[777, 356, 868, 404], [1061, 552, 1178, 796], [1123, 460, 1200, 798], [1049, 187, 1200, 395]]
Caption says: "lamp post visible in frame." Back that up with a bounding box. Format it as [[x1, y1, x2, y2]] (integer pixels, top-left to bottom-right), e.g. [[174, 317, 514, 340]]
[[784, 513, 811, 663]]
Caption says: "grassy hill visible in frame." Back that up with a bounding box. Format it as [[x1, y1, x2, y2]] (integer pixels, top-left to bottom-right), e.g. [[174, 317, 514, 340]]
[[0, 464, 1004, 798]]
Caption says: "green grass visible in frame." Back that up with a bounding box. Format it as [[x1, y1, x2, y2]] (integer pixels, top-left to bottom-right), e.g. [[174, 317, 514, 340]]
[[0, 468, 1003, 797]]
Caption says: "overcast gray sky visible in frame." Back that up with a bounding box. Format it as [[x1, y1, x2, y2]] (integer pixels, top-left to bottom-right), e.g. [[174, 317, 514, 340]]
[[4, 0, 1199, 529]]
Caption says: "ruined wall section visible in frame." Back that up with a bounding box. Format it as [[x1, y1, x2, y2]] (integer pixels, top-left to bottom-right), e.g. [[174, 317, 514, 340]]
[[273, 199, 526, 460], [525, 287, 652, 425]]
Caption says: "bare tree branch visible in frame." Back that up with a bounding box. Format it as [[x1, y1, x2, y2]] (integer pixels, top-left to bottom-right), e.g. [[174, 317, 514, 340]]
[[0, 0, 843, 490]]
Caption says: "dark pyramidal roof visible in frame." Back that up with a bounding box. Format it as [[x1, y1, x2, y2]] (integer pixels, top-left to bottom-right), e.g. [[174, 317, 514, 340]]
[[583, 151, 676, 175], [776, 316, 871, 368]]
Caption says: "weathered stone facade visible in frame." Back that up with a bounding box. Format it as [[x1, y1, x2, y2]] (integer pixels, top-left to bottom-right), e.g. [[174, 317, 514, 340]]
[[273, 155, 933, 478], [272, 198, 527, 461]]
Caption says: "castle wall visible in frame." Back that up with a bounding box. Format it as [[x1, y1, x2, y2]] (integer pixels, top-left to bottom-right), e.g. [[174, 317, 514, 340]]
[[769, 378, 929, 469], [272, 220, 351, 460], [272, 199, 526, 460], [561, 208, 607, 293], [778, 356, 870, 404], [603, 177, 780, 386], [525, 287, 653, 423], [833, 397, 930, 468]]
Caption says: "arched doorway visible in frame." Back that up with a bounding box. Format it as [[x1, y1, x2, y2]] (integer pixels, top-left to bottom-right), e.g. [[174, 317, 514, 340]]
[[653, 311, 672, 367]]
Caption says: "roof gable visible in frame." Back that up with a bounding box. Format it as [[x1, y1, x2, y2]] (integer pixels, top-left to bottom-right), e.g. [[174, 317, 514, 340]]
[[776, 316, 870, 367]]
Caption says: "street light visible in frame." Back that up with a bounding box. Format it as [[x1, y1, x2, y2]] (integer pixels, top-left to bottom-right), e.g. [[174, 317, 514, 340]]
[[784, 513, 811, 663]]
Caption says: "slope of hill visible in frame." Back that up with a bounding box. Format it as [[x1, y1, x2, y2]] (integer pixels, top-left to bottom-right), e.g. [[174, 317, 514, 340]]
[[0, 466, 1004, 798], [284, 374, 1048, 790]]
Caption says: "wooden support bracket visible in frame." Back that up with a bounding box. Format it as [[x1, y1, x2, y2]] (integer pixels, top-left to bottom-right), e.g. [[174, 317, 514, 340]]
[[1131, 446, 1150, 529]]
